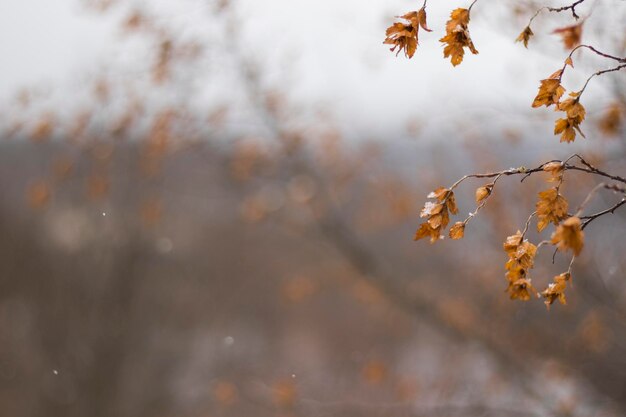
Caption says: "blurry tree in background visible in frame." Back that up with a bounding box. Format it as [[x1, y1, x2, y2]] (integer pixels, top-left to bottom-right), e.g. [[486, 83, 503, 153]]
[[0, 0, 625, 417]]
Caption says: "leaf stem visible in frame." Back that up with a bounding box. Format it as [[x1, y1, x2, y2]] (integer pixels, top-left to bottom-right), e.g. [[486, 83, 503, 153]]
[[521, 211, 537, 240]]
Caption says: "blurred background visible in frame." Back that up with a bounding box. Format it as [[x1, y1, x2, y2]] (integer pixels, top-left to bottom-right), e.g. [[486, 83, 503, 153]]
[[0, 0, 625, 416]]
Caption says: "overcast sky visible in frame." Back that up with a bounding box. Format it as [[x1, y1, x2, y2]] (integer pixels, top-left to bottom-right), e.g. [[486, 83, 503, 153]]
[[0, 0, 117, 98], [0, 0, 611, 141]]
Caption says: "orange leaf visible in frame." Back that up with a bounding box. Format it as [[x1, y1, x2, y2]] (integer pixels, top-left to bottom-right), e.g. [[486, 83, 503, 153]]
[[532, 78, 565, 108], [553, 22, 583, 49], [449, 222, 465, 239], [551, 217, 584, 255], [515, 26, 534, 48], [536, 188, 568, 232], [439, 8, 478, 67]]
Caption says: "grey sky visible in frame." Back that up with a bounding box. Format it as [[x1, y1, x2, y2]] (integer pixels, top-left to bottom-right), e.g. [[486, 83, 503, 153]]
[[0, 0, 610, 141]]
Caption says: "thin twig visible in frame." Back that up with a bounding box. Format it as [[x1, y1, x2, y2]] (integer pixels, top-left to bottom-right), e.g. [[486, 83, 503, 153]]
[[575, 182, 607, 217], [527, 7, 548, 25], [564, 157, 626, 184], [579, 64, 626, 95], [567, 255, 576, 274], [548, 0, 588, 19], [521, 211, 537, 239], [581, 198, 626, 230], [558, 45, 626, 86], [468, 0, 478, 13]]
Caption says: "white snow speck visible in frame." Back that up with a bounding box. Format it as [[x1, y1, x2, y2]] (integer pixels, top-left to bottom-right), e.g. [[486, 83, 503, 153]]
[[156, 237, 173, 254]]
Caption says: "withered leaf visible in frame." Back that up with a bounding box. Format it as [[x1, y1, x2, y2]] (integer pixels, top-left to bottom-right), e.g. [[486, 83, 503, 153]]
[[543, 161, 564, 176], [449, 222, 465, 239], [553, 22, 583, 49], [515, 26, 534, 48], [503, 231, 538, 292], [384, 7, 432, 59], [598, 103, 623, 136], [415, 187, 458, 243], [532, 78, 565, 108], [475, 183, 493, 204], [551, 216, 584, 255], [541, 272, 571, 308], [439, 8, 478, 67], [536, 188, 568, 232], [554, 96, 586, 143], [507, 278, 538, 301]]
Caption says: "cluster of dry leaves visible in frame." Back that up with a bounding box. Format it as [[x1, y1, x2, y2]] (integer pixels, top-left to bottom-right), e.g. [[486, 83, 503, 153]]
[[531, 65, 587, 143], [516, 20, 583, 50], [515, 8, 626, 143], [414, 187, 460, 242], [414, 160, 588, 308], [383, 1, 625, 309], [385, 2, 625, 142], [383, 7, 431, 59], [384, 5, 478, 66]]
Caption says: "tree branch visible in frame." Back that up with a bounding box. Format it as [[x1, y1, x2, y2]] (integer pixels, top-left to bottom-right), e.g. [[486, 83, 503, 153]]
[[548, 0, 588, 19]]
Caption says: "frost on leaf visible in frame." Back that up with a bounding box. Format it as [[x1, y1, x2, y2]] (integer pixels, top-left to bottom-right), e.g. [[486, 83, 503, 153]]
[[384, 8, 431, 59], [542, 162, 564, 182], [536, 188, 568, 232], [541, 272, 571, 308], [503, 231, 538, 301], [551, 216, 584, 255], [439, 8, 478, 67], [414, 188, 458, 243]]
